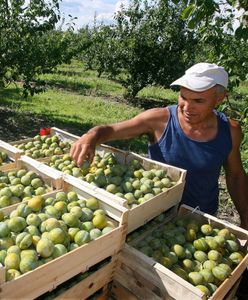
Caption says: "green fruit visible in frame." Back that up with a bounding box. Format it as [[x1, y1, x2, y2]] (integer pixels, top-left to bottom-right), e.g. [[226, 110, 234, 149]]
[[67, 191, 78, 202], [80, 208, 93, 222], [188, 272, 204, 286], [6, 269, 21, 281], [70, 206, 83, 219], [218, 263, 232, 276], [171, 244, 185, 259], [208, 250, 222, 262], [41, 218, 60, 232], [16, 203, 32, 218], [62, 213, 79, 227], [181, 259, 194, 272], [201, 224, 213, 236], [214, 235, 225, 247], [55, 191, 67, 202], [90, 228, 102, 240], [212, 265, 229, 281], [159, 256, 173, 269], [74, 230, 91, 246], [0, 237, 14, 249], [0, 222, 10, 238], [0, 195, 11, 208], [68, 227, 80, 242], [26, 213, 42, 227], [196, 285, 211, 296], [205, 237, 219, 250], [226, 240, 240, 252], [4, 253, 20, 270], [48, 228, 66, 244], [7, 245, 21, 256], [20, 249, 38, 260], [193, 238, 208, 251], [186, 228, 197, 242], [199, 269, 214, 283], [20, 256, 38, 273], [229, 252, 244, 265], [8, 217, 27, 233], [92, 214, 107, 229], [31, 178, 43, 189], [194, 250, 208, 263], [203, 260, 217, 270], [102, 226, 113, 235], [82, 221, 95, 232], [206, 283, 218, 295], [36, 238, 54, 258], [52, 244, 67, 258], [16, 232, 32, 249], [0, 249, 7, 264], [218, 228, 231, 240], [28, 196, 44, 212]]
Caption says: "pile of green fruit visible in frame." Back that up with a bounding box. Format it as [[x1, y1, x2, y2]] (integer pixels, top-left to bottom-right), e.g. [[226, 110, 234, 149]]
[[133, 216, 246, 297], [0, 168, 51, 208], [47, 152, 177, 208], [13, 135, 72, 159], [0, 192, 115, 281], [0, 151, 11, 166]]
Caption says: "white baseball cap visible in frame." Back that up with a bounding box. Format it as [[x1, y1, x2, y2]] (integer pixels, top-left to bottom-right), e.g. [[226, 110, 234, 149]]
[[170, 62, 228, 92]]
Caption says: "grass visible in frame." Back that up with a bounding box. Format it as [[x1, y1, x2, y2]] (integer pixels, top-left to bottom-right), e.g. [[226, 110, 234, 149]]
[[0, 59, 247, 156]]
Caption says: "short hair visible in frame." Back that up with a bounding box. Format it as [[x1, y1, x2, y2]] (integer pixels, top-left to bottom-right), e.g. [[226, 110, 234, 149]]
[[214, 84, 226, 96]]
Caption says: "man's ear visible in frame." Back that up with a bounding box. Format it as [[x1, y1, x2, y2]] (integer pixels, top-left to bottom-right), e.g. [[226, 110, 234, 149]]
[[217, 91, 227, 104]]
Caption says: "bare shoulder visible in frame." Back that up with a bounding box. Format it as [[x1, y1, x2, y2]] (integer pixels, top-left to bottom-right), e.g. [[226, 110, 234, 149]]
[[136, 107, 170, 143], [228, 118, 242, 147], [137, 107, 169, 122]]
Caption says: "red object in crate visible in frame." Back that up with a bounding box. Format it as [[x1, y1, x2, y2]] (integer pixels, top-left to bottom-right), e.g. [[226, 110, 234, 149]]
[[40, 127, 51, 136]]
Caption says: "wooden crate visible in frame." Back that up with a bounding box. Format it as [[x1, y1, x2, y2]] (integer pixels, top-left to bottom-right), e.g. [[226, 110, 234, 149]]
[[10, 127, 80, 147], [38, 258, 115, 300], [82, 152, 185, 233], [0, 140, 23, 165], [0, 156, 63, 215], [113, 204, 248, 300], [0, 180, 128, 299], [39, 142, 186, 233]]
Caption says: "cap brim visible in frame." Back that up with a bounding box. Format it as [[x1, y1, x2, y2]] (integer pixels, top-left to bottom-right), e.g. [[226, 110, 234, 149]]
[[170, 75, 216, 92]]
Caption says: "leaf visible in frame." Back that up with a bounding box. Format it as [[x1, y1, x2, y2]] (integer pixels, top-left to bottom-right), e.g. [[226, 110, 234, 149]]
[[181, 4, 195, 20]]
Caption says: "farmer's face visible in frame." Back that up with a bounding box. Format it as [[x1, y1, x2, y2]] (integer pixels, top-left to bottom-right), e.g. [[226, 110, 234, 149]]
[[178, 87, 225, 124]]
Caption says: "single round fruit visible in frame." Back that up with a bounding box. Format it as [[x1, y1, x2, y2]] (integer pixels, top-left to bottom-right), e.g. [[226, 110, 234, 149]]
[[36, 238, 54, 258]]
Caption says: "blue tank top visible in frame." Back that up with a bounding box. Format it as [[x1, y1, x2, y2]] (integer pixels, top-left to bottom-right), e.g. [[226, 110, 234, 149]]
[[148, 105, 232, 214]]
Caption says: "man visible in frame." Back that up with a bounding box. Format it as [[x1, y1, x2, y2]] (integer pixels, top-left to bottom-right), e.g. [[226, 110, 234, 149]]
[[70, 62, 248, 229]]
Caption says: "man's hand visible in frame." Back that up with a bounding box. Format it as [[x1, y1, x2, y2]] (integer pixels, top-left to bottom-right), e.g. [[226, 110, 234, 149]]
[[70, 133, 96, 167]]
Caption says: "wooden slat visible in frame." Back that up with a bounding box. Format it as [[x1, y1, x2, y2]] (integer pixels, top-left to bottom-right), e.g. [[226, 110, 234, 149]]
[[111, 281, 139, 300], [54, 260, 115, 300]]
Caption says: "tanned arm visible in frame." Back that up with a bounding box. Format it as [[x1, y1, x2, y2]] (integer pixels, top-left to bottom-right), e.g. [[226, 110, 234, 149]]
[[70, 107, 169, 167], [223, 119, 248, 229]]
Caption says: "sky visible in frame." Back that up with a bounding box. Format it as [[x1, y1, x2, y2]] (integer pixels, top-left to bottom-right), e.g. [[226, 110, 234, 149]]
[[59, 0, 129, 29]]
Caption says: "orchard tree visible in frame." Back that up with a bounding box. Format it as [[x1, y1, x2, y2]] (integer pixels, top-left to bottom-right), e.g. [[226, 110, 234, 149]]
[[175, 0, 248, 89], [0, 0, 76, 96], [79, 24, 122, 78], [109, 0, 197, 99]]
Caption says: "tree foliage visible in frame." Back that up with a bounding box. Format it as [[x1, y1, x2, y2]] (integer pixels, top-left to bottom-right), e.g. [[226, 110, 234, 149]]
[[79, 0, 197, 99], [175, 0, 247, 40], [175, 0, 248, 90], [0, 0, 76, 96]]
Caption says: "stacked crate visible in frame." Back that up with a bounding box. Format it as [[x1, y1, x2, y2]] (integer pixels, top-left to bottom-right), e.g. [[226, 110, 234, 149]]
[[0, 179, 128, 299], [112, 205, 248, 300]]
